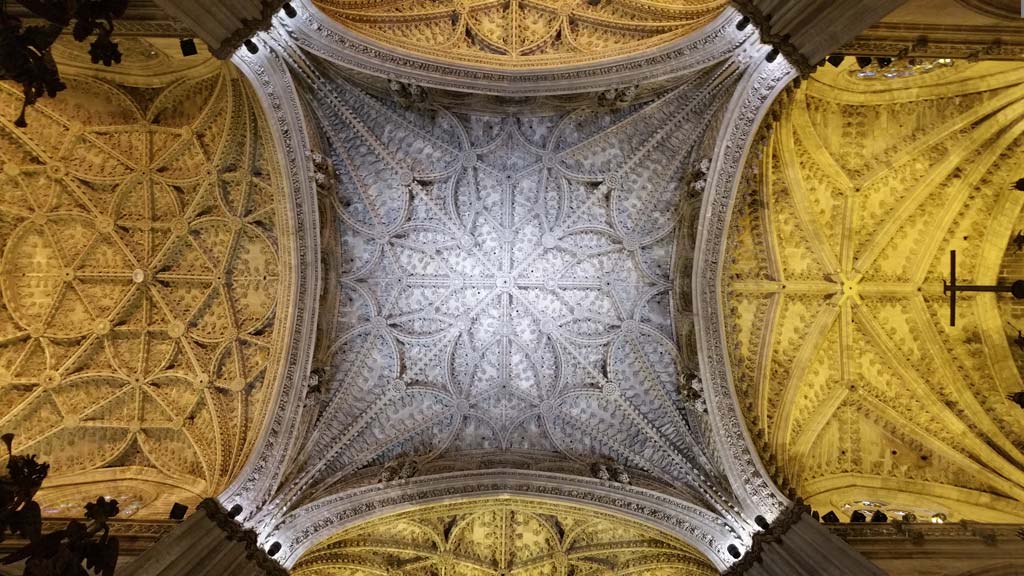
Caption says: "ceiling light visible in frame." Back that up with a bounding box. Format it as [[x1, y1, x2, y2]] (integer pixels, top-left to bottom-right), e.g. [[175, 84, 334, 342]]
[[931, 513, 947, 524]]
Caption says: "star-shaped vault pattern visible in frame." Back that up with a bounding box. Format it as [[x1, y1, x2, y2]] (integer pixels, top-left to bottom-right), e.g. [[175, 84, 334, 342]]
[[0, 66, 289, 516], [281, 61, 740, 520]]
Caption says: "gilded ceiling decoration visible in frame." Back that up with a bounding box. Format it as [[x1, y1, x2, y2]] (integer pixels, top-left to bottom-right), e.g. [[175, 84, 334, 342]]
[[292, 497, 718, 576], [264, 57, 741, 528], [724, 60, 1024, 523], [310, 0, 729, 69], [0, 61, 289, 517]]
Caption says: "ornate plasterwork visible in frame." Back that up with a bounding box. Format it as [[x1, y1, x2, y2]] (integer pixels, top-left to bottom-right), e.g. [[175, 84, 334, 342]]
[[723, 60, 1024, 521], [268, 55, 749, 526], [292, 496, 718, 576], [288, 2, 753, 96], [311, 0, 727, 69], [0, 62, 293, 516]]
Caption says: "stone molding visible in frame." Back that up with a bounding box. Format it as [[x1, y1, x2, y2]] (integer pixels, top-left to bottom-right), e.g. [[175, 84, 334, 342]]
[[287, 0, 755, 96], [267, 469, 744, 571], [218, 38, 322, 519], [693, 47, 797, 522]]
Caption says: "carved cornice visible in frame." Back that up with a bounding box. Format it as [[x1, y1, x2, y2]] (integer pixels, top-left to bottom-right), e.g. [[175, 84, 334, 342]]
[[287, 0, 755, 96], [841, 24, 1024, 60], [197, 499, 289, 576]]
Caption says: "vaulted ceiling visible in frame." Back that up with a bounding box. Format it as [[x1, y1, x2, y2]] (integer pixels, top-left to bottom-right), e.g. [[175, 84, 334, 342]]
[[271, 54, 736, 523], [725, 59, 1024, 523], [0, 39, 292, 519], [310, 0, 729, 69], [292, 497, 718, 576]]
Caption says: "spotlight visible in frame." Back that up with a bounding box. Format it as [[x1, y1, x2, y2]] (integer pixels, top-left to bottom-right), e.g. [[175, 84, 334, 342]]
[[827, 54, 845, 67], [267, 542, 282, 557], [870, 511, 888, 523], [877, 57, 893, 69], [736, 16, 750, 31], [244, 39, 259, 54], [169, 502, 188, 520], [227, 504, 243, 519], [282, 2, 297, 17], [821, 511, 840, 523], [766, 48, 780, 63], [856, 56, 873, 69], [727, 544, 741, 559], [850, 510, 867, 523], [179, 38, 198, 57], [754, 515, 770, 530], [1011, 178, 1024, 191]]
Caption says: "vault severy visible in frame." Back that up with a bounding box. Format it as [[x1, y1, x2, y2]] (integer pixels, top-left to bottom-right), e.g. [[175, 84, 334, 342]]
[[291, 496, 718, 576], [310, 0, 729, 69]]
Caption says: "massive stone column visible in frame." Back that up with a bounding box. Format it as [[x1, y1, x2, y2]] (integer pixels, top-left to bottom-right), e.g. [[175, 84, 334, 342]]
[[732, 0, 907, 72], [727, 505, 886, 576], [152, 0, 287, 58], [119, 500, 286, 576]]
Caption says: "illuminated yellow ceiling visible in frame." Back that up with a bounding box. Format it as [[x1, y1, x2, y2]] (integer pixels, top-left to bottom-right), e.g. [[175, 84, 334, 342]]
[[725, 60, 1024, 523], [292, 497, 718, 576], [0, 41, 290, 518], [311, 0, 728, 69]]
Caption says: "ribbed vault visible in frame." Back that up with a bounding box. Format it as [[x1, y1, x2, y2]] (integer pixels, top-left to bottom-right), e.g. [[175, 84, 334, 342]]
[[0, 41, 293, 518], [309, 0, 729, 69], [292, 497, 718, 576], [725, 59, 1024, 522]]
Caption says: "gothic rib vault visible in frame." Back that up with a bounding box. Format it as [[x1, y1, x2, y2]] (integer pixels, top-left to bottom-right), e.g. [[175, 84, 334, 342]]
[[725, 59, 1024, 523], [310, 0, 729, 69], [250, 47, 764, 566], [291, 497, 719, 576], [0, 41, 294, 519]]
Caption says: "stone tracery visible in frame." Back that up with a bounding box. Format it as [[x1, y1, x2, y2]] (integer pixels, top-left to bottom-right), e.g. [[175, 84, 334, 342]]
[[0, 61, 292, 517]]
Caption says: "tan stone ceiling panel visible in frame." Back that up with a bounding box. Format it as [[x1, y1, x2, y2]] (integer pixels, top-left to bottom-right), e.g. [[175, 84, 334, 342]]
[[0, 61, 291, 517], [725, 60, 1024, 523], [310, 0, 728, 69], [292, 497, 717, 576]]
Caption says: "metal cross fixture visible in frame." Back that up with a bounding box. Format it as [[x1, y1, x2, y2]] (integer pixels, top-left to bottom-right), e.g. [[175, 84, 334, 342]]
[[944, 249, 1024, 326]]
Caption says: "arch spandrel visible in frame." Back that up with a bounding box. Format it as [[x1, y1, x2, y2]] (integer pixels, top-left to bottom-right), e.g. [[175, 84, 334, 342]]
[[0, 44, 297, 519], [724, 58, 1024, 523]]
